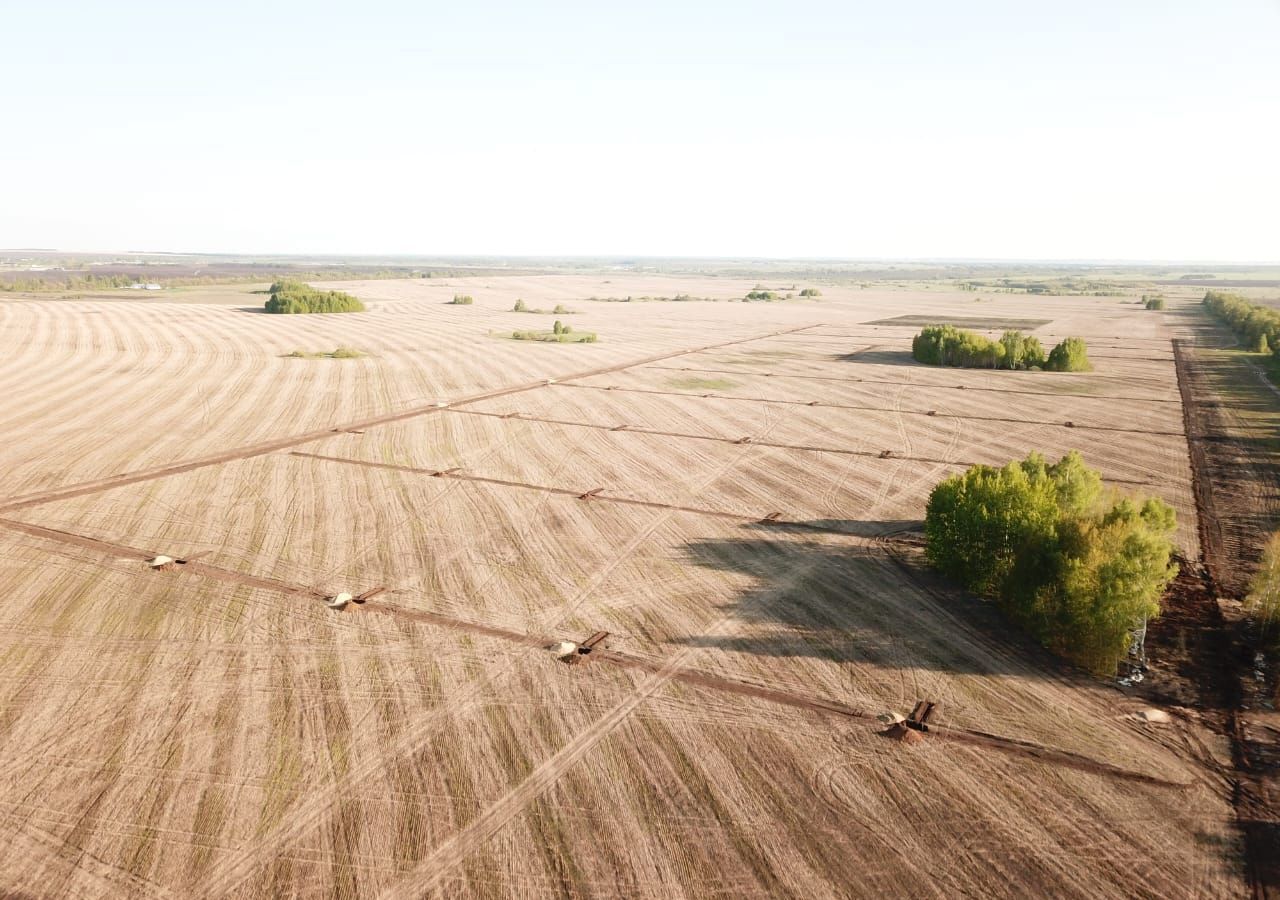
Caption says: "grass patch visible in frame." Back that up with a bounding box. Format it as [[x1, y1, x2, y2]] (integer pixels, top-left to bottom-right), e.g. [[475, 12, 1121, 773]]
[[513, 300, 576, 314], [283, 347, 365, 359], [667, 376, 737, 390], [448, 294, 474, 305], [509, 330, 598, 343]]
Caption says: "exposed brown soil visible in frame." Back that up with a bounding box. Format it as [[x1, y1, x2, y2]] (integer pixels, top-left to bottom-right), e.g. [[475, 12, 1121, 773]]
[[0, 283, 1241, 898], [1173, 336, 1280, 897]]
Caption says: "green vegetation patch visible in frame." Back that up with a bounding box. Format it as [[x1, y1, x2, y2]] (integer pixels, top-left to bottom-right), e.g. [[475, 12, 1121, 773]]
[[448, 294, 474, 305], [912, 325, 1089, 371], [513, 299, 576, 314], [925, 451, 1177, 674], [264, 280, 365, 314], [283, 347, 365, 359], [1142, 294, 1166, 310], [509, 319, 598, 343], [1204, 290, 1280, 358]]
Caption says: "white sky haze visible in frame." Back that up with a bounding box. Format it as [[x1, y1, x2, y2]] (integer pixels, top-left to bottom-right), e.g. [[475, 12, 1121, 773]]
[[2, 1, 1278, 260]]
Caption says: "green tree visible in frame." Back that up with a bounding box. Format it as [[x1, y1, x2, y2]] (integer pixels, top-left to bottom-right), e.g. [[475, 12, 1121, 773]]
[[264, 280, 365, 314], [1046, 337, 1092, 372], [1255, 333, 1271, 354], [924, 451, 1175, 674], [1247, 532, 1280, 640]]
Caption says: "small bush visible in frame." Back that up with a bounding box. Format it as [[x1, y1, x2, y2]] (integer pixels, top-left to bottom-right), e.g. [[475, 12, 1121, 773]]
[[1143, 295, 1165, 310], [513, 298, 527, 312], [553, 303, 569, 314], [745, 290, 778, 301], [284, 347, 365, 359], [799, 288, 822, 297], [450, 294, 474, 305]]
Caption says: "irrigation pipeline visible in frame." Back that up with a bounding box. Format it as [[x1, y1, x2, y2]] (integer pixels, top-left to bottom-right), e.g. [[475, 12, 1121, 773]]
[[0, 324, 818, 514], [640, 366, 1177, 404], [288, 451, 771, 524], [0, 513, 1193, 791], [440, 408, 975, 468], [552, 382, 1182, 438]]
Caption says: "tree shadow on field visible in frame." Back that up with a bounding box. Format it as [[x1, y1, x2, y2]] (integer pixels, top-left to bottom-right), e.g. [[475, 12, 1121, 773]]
[[670, 522, 1073, 678], [834, 348, 917, 366]]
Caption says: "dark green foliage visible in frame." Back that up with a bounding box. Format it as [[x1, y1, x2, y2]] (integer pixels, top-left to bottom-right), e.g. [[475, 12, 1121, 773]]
[[552, 319, 565, 335], [449, 294, 474, 305], [799, 288, 822, 297], [925, 451, 1177, 673], [1142, 294, 1165, 310], [1045, 336, 1092, 372], [1203, 290, 1280, 356], [1256, 333, 1272, 354], [744, 290, 778, 301], [264, 280, 365, 314]]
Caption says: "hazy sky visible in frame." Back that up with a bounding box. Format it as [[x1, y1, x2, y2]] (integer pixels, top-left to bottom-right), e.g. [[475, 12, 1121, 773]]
[[3, 1, 1277, 260]]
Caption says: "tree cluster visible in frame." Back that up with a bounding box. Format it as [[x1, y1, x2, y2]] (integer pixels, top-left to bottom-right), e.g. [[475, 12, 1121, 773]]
[[1203, 290, 1280, 355], [912, 325, 1089, 371], [264, 280, 365, 314], [925, 451, 1178, 673]]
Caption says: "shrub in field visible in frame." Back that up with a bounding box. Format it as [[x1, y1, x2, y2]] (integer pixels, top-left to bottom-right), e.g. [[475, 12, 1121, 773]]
[[285, 346, 365, 359], [745, 290, 778, 301], [449, 294, 474, 305], [799, 288, 822, 297], [1255, 333, 1271, 354], [925, 451, 1177, 673], [264, 280, 365, 314], [513, 298, 527, 312], [1143, 295, 1165, 310], [1045, 336, 1092, 372]]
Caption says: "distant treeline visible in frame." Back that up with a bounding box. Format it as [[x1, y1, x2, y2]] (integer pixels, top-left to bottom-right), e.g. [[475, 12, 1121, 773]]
[[0, 267, 495, 293], [1203, 290, 1280, 354], [911, 325, 1091, 371], [264, 280, 365, 314]]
